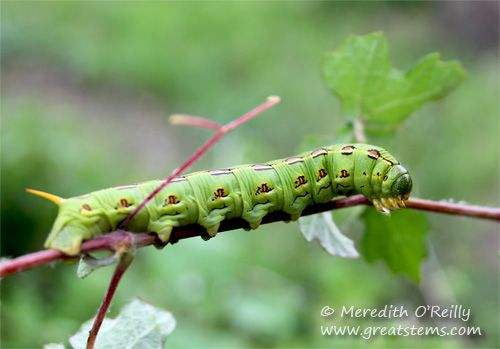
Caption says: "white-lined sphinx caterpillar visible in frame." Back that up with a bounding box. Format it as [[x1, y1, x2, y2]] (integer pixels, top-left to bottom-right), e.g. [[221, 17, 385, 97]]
[[27, 143, 412, 255]]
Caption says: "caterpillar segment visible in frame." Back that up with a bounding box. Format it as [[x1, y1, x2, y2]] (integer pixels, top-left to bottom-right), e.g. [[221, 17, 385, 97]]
[[27, 143, 412, 255]]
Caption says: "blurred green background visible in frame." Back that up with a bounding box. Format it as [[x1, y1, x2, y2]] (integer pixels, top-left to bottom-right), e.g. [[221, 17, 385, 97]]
[[1, 2, 498, 348]]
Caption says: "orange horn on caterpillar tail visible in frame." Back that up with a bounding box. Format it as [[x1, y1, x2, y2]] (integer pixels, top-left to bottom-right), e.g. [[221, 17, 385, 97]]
[[25, 188, 66, 206]]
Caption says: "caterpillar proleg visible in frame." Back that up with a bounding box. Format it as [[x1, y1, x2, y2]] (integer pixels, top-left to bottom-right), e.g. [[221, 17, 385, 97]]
[[27, 143, 412, 255]]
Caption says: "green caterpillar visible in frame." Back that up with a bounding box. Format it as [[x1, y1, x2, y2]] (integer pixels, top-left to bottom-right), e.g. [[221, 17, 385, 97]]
[[27, 143, 412, 255]]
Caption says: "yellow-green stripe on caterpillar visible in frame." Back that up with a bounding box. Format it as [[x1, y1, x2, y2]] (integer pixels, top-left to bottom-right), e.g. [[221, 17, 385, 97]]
[[27, 143, 412, 255]]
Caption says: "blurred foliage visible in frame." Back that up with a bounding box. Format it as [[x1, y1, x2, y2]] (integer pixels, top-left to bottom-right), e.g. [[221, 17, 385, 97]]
[[361, 209, 429, 282], [1, 2, 498, 348]]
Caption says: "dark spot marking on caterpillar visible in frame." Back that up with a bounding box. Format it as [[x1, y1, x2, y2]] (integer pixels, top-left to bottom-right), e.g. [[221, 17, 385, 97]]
[[317, 183, 332, 195], [341, 145, 356, 155], [209, 203, 229, 213], [367, 149, 395, 166], [345, 190, 353, 197], [285, 157, 304, 165], [336, 183, 350, 188], [317, 168, 328, 181], [256, 183, 273, 195], [206, 169, 232, 176], [367, 149, 380, 160], [294, 175, 308, 188], [383, 175, 388, 181], [338, 190, 344, 195], [116, 198, 133, 209], [363, 172, 367, 176], [122, 199, 131, 207], [291, 192, 309, 205], [163, 195, 180, 206], [360, 185, 365, 188], [160, 211, 181, 217], [377, 172, 380, 176], [311, 148, 328, 158], [81, 204, 92, 211], [251, 164, 274, 171], [251, 200, 271, 210], [212, 188, 228, 200], [340, 169, 349, 178]]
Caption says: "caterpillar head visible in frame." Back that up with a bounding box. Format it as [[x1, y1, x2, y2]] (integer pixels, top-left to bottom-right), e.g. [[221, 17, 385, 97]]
[[375, 165, 412, 213], [26, 189, 110, 255], [391, 172, 412, 201]]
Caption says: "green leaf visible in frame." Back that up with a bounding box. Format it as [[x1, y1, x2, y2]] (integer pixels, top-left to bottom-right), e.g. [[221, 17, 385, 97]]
[[77, 254, 119, 279], [299, 212, 359, 258], [361, 208, 429, 282], [69, 298, 176, 349], [322, 32, 466, 126]]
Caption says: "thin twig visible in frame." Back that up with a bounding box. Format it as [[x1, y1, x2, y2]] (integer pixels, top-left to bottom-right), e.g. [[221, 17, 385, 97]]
[[1, 196, 498, 278], [406, 198, 500, 220], [86, 251, 135, 349], [117, 96, 280, 230]]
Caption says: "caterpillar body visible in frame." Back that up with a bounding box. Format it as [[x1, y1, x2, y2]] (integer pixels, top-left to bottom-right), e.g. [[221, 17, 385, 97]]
[[27, 143, 412, 255]]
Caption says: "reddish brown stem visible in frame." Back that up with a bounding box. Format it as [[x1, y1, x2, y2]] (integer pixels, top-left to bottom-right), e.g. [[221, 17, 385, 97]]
[[86, 251, 135, 349], [406, 198, 500, 220], [0, 248, 68, 275], [1, 195, 498, 278], [117, 96, 280, 229], [0, 232, 154, 277]]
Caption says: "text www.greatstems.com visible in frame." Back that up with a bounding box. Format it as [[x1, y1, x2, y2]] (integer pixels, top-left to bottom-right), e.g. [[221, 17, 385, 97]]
[[321, 325, 482, 339]]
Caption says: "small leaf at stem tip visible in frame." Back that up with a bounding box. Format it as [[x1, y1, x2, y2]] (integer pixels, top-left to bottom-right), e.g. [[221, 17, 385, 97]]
[[266, 95, 281, 102]]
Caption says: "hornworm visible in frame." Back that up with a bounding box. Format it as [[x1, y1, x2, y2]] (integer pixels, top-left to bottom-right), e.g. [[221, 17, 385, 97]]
[[27, 143, 412, 255]]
